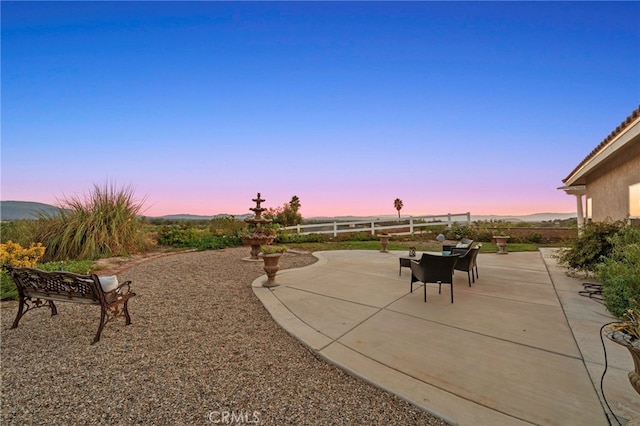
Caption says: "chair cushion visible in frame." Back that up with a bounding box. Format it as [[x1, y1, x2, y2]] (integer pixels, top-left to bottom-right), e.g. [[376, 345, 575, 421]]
[[98, 275, 119, 293], [456, 242, 469, 248]]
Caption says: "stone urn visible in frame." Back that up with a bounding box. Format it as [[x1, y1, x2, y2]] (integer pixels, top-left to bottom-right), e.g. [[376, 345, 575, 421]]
[[379, 234, 391, 253], [260, 245, 287, 287], [493, 236, 510, 254], [261, 253, 282, 287], [603, 325, 640, 396]]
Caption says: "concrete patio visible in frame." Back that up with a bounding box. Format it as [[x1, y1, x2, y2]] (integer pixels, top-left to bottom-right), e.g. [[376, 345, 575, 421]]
[[253, 248, 640, 425]]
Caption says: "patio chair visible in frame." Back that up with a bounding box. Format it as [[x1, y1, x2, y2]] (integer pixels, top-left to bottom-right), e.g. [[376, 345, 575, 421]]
[[452, 246, 480, 286], [442, 238, 474, 253], [410, 253, 459, 303]]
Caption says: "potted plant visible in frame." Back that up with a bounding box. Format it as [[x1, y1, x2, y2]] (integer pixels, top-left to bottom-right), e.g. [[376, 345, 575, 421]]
[[603, 302, 640, 395], [259, 245, 288, 287]]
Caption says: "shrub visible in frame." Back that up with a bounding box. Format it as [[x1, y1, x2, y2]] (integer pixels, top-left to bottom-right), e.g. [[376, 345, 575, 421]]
[[555, 219, 626, 274], [598, 226, 640, 318], [445, 224, 476, 240], [36, 182, 149, 262], [1, 274, 18, 301], [0, 219, 44, 247], [276, 232, 327, 244], [157, 225, 242, 250], [0, 241, 46, 301], [333, 232, 378, 242], [525, 232, 545, 244], [209, 216, 247, 236], [0, 241, 46, 267]]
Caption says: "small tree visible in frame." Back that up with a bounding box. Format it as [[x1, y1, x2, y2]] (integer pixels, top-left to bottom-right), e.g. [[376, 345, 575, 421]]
[[393, 198, 404, 222], [266, 195, 303, 227]]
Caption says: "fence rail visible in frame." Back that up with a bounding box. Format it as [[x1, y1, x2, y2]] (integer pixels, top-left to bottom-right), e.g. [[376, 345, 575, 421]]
[[280, 212, 471, 237]]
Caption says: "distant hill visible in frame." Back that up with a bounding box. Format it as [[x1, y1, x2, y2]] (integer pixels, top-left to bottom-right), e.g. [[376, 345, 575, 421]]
[[159, 213, 253, 221], [470, 213, 576, 223], [305, 213, 576, 223], [1, 200, 575, 223], [0, 201, 62, 220], [0, 201, 254, 221]]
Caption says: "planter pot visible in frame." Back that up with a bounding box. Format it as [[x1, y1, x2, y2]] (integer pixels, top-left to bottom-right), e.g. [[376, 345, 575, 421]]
[[603, 326, 640, 395], [261, 253, 282, 287], [492, 236, 510, 254], [379, 235, 391, 253]]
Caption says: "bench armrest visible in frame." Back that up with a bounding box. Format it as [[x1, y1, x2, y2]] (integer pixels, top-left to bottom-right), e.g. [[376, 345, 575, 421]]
[[103, 280, 135, 304], [113, 280, 133, 295]]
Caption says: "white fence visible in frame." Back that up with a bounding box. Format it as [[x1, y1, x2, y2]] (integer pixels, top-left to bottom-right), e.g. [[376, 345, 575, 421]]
[[280, 212, 471, 237]]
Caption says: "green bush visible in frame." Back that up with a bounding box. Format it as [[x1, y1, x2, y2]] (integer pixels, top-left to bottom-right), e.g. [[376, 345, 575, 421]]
[[209, 216, 247, 236], [445, 224, 476, 240], [598, 226, 640, 318], [157, 225, 241, 250], [157, 225, 201, 246], [0, 220, 44, 247], [276, 232, 327, 244], [1, 273, 18, 301], [556, 219, 626, 273], [333, 232, 378, 242]]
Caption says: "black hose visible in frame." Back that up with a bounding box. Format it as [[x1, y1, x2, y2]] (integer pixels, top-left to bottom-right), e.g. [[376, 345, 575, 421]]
[[600, 321, 624, 426]]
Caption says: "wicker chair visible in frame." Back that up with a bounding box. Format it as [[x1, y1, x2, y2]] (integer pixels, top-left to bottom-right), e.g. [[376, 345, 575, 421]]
[[410, 253, 459, 303]]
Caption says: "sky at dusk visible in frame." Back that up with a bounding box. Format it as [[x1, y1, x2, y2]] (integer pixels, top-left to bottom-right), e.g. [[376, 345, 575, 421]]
[[2, 1, 639, 218]]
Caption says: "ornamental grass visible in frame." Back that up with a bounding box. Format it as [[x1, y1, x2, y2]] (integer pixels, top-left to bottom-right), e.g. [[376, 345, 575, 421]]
[[37, 182, 148, 262]]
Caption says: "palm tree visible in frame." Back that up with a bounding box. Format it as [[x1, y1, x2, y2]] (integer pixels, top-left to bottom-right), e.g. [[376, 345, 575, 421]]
[[393, 198, 403, 222]]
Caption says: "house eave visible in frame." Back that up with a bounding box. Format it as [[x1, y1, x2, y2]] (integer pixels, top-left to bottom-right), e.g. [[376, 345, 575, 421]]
[[563, 106, 640, 186]]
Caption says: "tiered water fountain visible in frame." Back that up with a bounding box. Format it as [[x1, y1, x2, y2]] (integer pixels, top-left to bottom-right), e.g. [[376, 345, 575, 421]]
[[241, 193, 275, 260]]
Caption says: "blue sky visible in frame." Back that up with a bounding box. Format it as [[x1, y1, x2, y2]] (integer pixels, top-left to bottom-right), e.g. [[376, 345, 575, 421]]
[[2, 1, 639, 217]]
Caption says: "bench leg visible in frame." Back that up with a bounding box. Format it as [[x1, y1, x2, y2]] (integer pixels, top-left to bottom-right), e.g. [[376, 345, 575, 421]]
[[92, 307, 107, 345], [12, 297, 58, 329], [11, 295, 25, 329], [123, 300, 132, 326]]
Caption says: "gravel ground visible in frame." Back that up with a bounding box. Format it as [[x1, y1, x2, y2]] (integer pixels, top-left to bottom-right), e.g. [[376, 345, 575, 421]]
[[1, 247, 447, 425]]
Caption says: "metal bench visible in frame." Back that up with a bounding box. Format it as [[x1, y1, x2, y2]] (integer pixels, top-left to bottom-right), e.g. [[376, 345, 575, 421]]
[[3, 266, 136, 344]]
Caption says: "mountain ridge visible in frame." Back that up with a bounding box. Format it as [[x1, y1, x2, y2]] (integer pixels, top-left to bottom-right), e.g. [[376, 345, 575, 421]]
[[1, 201, 575, 222]]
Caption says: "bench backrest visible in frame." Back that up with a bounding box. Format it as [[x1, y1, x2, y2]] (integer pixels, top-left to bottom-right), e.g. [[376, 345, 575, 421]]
[[6, 267, 104, 304]]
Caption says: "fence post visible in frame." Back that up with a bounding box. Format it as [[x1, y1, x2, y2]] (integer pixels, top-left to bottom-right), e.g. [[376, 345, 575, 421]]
[[371, 220, 376, 235], [410, 217, 414, 234], [296, 224, 301, 234], [447, 213, 452, 228], [333, 222, 337, 237], [466, 212, 471, 225]]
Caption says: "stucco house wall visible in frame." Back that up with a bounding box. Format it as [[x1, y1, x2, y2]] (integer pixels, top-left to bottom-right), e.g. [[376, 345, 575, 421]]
[[585, 140, 640, 221]]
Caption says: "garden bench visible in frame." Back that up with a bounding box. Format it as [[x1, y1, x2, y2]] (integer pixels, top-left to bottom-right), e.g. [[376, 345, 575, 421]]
[[3, 266, 136, 344]]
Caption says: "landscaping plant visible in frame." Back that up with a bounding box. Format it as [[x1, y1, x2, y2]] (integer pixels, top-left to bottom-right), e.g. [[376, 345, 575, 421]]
[[597, 225, 640, 318], [0, 241, 46, 300], [555, 219, 626, 274], [36, 182, 149, 262]]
